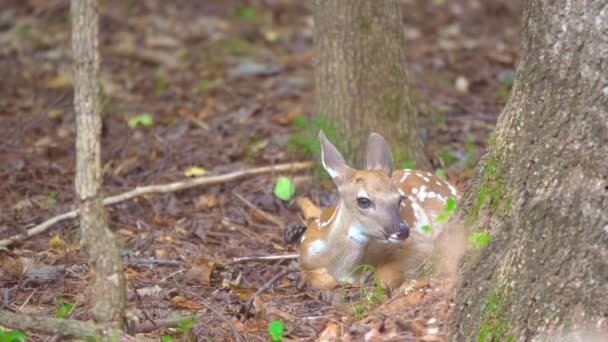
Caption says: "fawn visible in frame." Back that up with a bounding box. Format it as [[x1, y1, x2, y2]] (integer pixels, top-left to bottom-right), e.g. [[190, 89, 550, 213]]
[[285, 131, 459, 289]]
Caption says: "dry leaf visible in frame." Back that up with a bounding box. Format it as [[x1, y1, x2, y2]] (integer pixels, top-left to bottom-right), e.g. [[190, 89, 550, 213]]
[[185, 166, 207, 177], [196, 194, 218, 209], [48, 235, 66, 250], [183, 263, 213, 285], [228, 282, 258, 300], [171, 295, 204, 310], [318, 321, 340, 342], [296, 197, 322, 220], [154, 249, 167, 258], [0, 251, 23, 279], [413, 280, 430, 289], [46, 72, 73, 88]]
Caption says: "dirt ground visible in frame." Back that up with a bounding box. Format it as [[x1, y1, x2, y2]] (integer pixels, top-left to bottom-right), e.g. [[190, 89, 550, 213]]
[[0, 0, 520, 340]]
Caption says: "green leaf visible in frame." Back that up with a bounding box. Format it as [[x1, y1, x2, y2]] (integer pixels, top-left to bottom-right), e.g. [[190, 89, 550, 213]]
[[274, 177, 295, 201], [0, 330, 27, 342], [402, 161, 416, 169], [293, 116, 307, 128], [434, 214, 448, 222], [444, 197, 456, 212], [234, 6, 256, 20], [469, 232, 491, 249], [55, 298, 74, 318], [161, 336, 175, 342], [198, 79, 219, 91], [435, 168, 447, 180], [128, 113, 154, 128], [268, 320, 284, 341], [420, 225, 431, 233]]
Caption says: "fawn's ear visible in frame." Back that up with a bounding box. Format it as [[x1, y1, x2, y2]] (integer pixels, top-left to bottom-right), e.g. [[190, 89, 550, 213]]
[[365, 132, 392, 175], [319, 130, 352, 185]]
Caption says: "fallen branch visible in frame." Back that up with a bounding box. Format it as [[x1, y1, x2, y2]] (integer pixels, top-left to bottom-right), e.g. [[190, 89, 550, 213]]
[[232, 190, 285, 227], [245, 265, 298, 309], [0, 309, 153, 341], [0, 161, 313, 247], [228, 253, 299, 265]]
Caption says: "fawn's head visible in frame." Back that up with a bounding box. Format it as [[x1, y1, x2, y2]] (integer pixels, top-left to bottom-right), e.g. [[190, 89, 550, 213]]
[[319, 131, 409, 242]]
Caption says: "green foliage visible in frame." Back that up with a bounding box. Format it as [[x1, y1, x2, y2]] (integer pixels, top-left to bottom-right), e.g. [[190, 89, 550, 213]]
[[496, 87, 510, 98], [420, 224, 431, 233], [55, 297, 75, 318], [154, 68, 167, 92], [402, 160, 417, 169], [198, 79, 220, 92], [289, 114, 339, 163], [268, 321, 284, 341], [469, 232, 491, 249], [435, 214, 448, 222], [477, 288, 513, 342], [128, 113, 154, 128], [341, 264, 384, 319], [176, 316, 196, 334], [13, 23, 31, 36], [47, 189, 60, 206], [435, 168, 447, 180], [161, 336, 175, 342], [219, 38, 252, 56], [0, 329, 27, 342], [444, 197, 456, 212], [274, 176, 295, 201], [437, 145, 461, 165], [234, 6, 256, 20]]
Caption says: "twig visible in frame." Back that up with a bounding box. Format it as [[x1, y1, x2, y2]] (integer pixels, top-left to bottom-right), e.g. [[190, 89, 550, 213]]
[[232, 191, 285, 227], [245, 266, 297, 309], [181, 290, 242, 342], [0, 161, 313, 247], [0, 309, 153, 341], [228, 254, 299, 265]]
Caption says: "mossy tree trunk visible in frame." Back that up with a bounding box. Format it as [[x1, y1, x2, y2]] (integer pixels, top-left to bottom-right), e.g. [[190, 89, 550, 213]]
[[313, 0, 429, 170], [448, 0, 608, 340], [72, 0, 126, 324]]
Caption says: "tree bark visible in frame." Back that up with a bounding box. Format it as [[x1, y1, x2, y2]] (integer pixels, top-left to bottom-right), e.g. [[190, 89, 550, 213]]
[[313, 0, 429, 170], [448, 0, 608, 341], [71, 0, 126, 324]]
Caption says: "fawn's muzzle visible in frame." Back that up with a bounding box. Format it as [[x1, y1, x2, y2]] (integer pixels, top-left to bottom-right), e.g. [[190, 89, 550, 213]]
[[388, 221, 410, 241]]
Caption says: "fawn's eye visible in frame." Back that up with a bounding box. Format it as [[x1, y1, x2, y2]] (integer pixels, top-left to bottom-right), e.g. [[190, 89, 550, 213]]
[[357, 197, 371, 209]]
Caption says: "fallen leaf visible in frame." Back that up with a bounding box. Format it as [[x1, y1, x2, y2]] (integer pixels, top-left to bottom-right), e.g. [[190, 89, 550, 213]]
[[228, 282, 258, 300], [136, 285, 162, 297], [183, 263, 214, 285], [196, 194, 218, 209], [413, 280, 430, 289], [154, 249, 167, 258], [274, 176, 295, 201], [46, 72, 73, 88], [171, 295, 204, 310], [296, 197, 322, 220], [0, 251, 23, 279], [318, 321, 340, 342], [184, 166, 207, 177]]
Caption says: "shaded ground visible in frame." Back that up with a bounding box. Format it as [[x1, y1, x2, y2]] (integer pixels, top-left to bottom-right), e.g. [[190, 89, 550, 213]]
[[0, 0, 520, 340]]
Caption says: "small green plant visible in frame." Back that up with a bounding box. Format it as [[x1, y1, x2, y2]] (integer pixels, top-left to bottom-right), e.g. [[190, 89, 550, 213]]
[[435, 168, 447, 180], [47, 189, 60, 206], [127, 113, 154, 128], [176, 316, 196, 336], [0, 329, 27, 342], [274, 176, 295, 201], [420, 225, 431, 233], [496, 87, 510, 98], [421, 197, 456, 232], [289, 115, 339, 160], [234, 6, 256, 20], [55, 297, 75, 318], [198, 79, 220, 92], [161, 336, 175, 342], [469, 232, 491, 249], [341, 264, 384, 319], [268, 321, 284, 341], [437, 145, 461, 166], [402, 160, 417, 169], [154, 68, 167, 92]]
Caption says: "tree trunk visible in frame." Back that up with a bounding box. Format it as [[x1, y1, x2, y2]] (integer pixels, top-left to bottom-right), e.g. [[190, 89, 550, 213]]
[[72, 0, 126, 324], [313, 0, 429, 170], [448, 0, 608, 341]]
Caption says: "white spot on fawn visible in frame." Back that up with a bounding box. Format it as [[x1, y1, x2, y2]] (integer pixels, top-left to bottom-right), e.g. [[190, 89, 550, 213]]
[[400, 172, 410, 183], [308, 240, 326, 256], [417, 186, 429, 201], [410, 200, 430, 233], [412, 188, 419, 194], [448, 184, 458, 196], [423, 176, 430, 182], [348, 223, 369, 244], [428, 192, 437, 199], [300, 233, 307, 243]]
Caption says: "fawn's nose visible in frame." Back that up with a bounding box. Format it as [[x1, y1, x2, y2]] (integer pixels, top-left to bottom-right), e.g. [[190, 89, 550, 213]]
[[388, 221, 410, 241]]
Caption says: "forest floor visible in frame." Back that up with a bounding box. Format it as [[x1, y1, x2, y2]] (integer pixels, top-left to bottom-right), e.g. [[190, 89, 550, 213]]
[[0, 0, 520, 341]]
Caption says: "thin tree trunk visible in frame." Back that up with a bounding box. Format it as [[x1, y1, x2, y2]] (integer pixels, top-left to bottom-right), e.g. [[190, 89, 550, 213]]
[[448, 0, 608, 340], [71, 0, 126, 324], [314, 0, 429, 169]]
